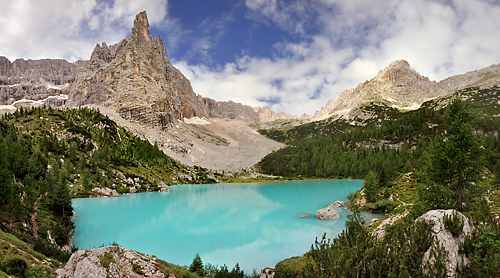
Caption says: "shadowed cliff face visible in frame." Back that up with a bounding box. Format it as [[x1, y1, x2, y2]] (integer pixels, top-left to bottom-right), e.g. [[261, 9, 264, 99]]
[[67, 11, 208, 130]]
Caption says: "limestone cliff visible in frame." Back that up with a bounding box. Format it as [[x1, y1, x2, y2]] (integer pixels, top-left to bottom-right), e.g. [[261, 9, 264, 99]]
[[0, 56, 75, 106], [67, 11, 208, 130], [312, 60, 500, 121], [313, 60, 439, 121]]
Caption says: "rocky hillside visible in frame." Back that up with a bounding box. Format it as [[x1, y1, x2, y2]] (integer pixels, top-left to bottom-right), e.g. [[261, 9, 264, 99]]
[[0, 12, 289, 171], [0, 56, 74, 113], [312, 59, 500, 121], [66, 12, 209, 130]]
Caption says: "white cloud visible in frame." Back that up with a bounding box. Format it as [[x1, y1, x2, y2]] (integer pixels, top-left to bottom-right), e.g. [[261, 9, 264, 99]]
[[0, 0, 168, 61], [1, 0, 500, 116], [177, 0, 500, 115]]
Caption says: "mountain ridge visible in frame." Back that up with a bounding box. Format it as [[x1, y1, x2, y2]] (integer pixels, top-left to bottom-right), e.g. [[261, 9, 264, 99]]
[[312, 59, 500, 122]]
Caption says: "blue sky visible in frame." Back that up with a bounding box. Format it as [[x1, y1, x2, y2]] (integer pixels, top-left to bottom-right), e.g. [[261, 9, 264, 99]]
[[1, 0, 500, 115]]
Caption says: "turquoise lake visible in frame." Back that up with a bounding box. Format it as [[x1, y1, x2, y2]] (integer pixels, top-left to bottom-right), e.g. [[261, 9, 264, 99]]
[[72, 179, 363, 273]]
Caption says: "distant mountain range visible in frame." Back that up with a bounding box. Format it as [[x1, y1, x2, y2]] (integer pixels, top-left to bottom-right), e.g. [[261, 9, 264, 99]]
[[1, 11, 500, 171]]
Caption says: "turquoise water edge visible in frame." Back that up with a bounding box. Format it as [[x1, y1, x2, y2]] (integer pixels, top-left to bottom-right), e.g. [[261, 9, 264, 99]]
[[72, 179, 363, 273]]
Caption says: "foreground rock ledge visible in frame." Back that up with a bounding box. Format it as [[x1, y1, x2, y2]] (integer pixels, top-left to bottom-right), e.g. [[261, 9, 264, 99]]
[[56, 245, 167, 278], [417, 209, 472, 278]]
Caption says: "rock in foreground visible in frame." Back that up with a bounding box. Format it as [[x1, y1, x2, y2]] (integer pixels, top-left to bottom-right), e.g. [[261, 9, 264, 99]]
[[56, 245, 167, 278], [417, 209, 472, 277]]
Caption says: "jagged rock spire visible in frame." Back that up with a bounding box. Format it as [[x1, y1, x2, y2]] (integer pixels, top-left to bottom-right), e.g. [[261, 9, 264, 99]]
[[131, 11, 152, 47]]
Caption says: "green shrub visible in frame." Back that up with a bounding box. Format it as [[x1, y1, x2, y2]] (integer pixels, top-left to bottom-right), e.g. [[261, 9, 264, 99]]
[[24, 266, 52, 278], [0, 241, 10, 250], [99, 253, 115, 268], [274, 256, 306, 278], [4, 256, 27, 277], [459, 235, 474, 257], [361, 199, 400, 213], [33, 238, 72, 262], [443, 211, 464, 237], [132, 263, 143, 274]]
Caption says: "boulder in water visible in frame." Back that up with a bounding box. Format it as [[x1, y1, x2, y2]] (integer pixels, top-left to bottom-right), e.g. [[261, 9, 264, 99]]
[[316, 206, 340, 220]]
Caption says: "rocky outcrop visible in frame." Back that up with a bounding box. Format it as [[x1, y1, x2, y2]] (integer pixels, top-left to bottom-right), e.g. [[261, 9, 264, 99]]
[[67, 11, 208, 130], [91, 187, 120, 197], [312, 60, 500, 121], [261, 268, 275, 278], [330, 200, 345, 208], [316, 205, 340, 220], [202, 97, 261, 123], [56, 245, 166, 278], [418, 209, 472, 277], [0, 56, 75, 106]]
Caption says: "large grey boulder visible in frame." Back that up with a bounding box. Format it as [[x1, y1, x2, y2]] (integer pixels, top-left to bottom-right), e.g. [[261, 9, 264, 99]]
[[56, 245, 166, 278], [417, 209, 472, 277], [316, 206, 340, 220]]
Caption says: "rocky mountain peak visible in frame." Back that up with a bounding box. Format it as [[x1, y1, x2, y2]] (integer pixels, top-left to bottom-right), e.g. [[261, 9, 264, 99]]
[[375, 59, 428, 83], [67, 11, 208, 129], [90, 42, 114, 65], [131, 11, 152, 47], [312, 60, 439, 121]]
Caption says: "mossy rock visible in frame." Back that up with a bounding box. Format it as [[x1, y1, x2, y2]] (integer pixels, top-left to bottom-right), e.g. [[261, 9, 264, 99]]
[[99, 253, 115, 268]]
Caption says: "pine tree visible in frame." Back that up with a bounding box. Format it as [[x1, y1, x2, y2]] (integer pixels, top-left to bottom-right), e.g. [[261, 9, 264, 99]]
[[433, 99, 484, 211], [363, 170, 378, 202], [189, 253, 205, 276]]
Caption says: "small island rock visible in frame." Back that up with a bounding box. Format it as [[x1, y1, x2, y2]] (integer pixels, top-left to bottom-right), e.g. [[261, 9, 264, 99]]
[[316, 206, 340, 220]]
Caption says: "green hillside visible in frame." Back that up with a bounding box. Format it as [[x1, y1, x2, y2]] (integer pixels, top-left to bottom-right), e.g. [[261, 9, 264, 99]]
[[258, 86, 500, 277], [259, 90, 500, 277], [258, 88, 500, 182], [0, 107, 219, 276]]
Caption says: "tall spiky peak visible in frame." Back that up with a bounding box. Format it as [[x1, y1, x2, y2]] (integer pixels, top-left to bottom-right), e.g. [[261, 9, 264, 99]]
[[132, 11, 151, 39], [67, 11, 208, 128]]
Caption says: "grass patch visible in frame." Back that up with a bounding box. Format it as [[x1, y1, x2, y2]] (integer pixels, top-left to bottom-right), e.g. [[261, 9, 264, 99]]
[[156, 260, 201, 278], [132, 263, 143, 274], [0, 230, 59, 276], [99, 253, 116, 268]]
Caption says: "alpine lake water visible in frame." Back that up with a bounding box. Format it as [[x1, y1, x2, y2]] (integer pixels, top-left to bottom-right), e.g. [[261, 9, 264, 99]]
[[72, 179, 364, 273]]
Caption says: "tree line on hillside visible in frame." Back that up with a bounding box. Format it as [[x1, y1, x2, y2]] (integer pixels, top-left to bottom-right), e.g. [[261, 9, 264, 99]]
[[258, 98, 500, 182], [272, 99, 500, 277], [0, 107, 217, 274]]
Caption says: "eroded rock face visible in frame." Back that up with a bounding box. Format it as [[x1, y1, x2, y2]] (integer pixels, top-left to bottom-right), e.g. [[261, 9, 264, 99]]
[[67, 11, 208, 130], [312, 59, 500, 121], [0, 56, 75, 106], [56, 245, 166, 278], [417, 209, 472, 277]]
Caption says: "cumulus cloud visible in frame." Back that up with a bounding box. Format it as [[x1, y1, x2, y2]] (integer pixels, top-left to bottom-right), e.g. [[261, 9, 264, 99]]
[[0, 0, 169, 61], [178, 0, 500, 115]]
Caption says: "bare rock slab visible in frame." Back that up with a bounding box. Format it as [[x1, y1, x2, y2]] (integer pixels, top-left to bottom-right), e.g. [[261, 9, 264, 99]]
[[417, 209, 472, 277], [316, 206, 340, 220], [56, 245, 166, 278]]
